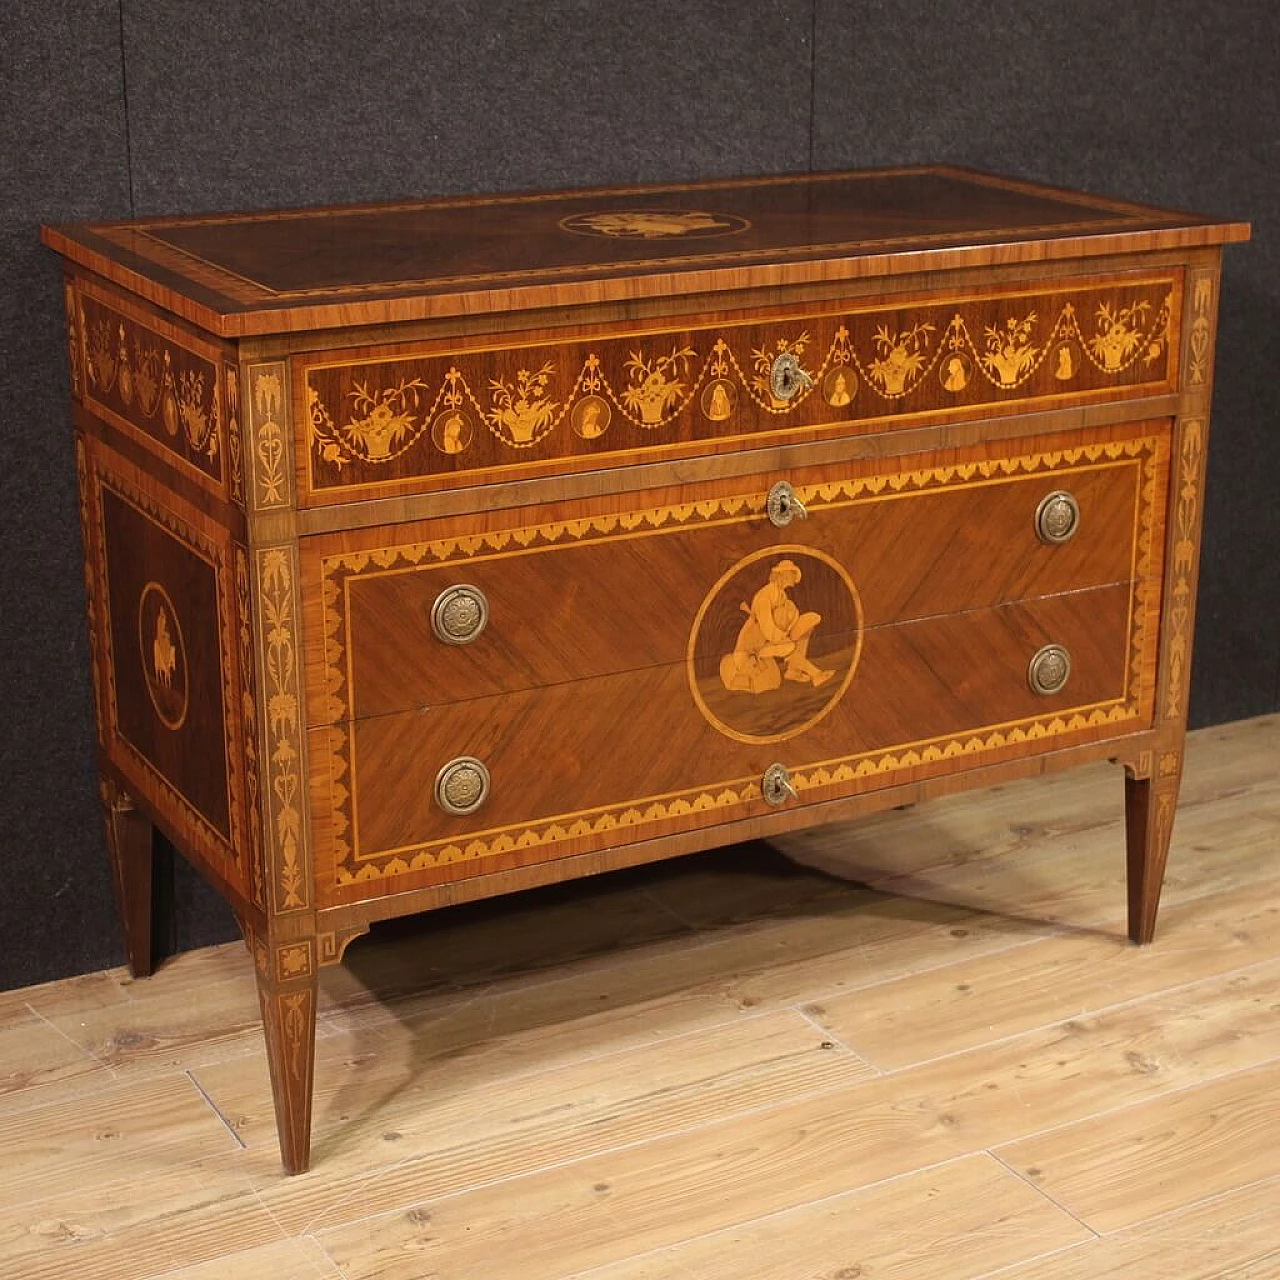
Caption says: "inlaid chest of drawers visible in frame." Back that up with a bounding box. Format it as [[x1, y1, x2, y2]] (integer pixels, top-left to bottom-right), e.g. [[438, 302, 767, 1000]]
[[43, 166, 1248, 1173]]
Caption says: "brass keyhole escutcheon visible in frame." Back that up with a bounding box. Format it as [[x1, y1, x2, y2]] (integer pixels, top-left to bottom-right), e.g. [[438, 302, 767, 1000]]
[[431, 584, 489, 645], [762, 762, 800, 806], [770, 351, 814, 402], [434, 757, 491, 815], [1028, 644, 1072, 695], [1035, 491, 1081, 544], [766, 480, 808, 528]]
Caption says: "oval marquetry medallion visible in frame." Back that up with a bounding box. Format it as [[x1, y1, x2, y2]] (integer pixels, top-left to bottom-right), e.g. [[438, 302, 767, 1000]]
[[559, 210, 751, 239], [687, 546, 862, 744], [137, 581, 189, 731]]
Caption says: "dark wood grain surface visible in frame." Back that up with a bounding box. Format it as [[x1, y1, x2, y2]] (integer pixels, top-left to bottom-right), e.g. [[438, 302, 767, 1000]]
[[41, 167, 1247, 336]]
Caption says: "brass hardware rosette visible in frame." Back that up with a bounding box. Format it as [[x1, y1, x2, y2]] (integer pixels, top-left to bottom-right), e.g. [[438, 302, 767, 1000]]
[[434, 757, 491, 815], [1035, 491, 1081, 544], [1027, 644, 1072, 695], [431, 584, 489, 645]]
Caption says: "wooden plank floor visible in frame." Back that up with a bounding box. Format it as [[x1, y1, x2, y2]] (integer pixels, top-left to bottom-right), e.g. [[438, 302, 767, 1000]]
[[0, 714, 1277, 1279]]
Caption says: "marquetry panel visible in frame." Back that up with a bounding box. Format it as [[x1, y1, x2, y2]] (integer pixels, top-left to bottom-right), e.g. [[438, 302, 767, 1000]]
[[1160, 416, 1208, 725], [244, 361, 294, 511], [298, 274, 1180, 503], [223, 360, 246, 509], [304, 422, 1168, 727], [74, 437, 107, 747], [1184, 269, 1217, 390], [307, 421, 1166, 903], [64, 281, 84, 402], [311, 573, 1161, 903], [233, 546, 268, 912], [76, 276, 228, 498], [250, 542, 313, 916], [85, 439, 246, 889]]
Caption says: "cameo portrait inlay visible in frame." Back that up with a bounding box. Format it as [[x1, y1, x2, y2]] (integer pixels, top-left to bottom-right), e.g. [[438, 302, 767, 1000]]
[[571, 394, 612, 439], [823, 365, 857, 408], [431, 408, 473, 455], [939, 351, 974, 393], [687, 547, 862, 744], [701, 378, 737, 422]]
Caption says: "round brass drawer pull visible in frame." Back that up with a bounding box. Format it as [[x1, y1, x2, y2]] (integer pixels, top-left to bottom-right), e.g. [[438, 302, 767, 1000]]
[[762, 762, 799, 807], [770, 351, 814, 402], [434, 756, 491, 816], [766, 480, 808, 527], [431, 584, 489, 645], [1035, 490, 1081, 544], [1028, 644, 1072, 695]]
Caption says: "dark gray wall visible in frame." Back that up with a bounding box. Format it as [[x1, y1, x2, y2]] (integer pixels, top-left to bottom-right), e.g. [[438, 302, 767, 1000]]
[[2, 1, 1275, 991]]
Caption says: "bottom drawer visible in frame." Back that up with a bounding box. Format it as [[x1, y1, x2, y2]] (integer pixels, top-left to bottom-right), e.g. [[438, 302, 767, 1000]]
[[312, 575, 1157, 900]]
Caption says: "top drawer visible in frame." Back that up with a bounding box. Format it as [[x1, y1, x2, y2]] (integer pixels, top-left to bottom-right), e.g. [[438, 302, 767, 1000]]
[[297, 271, 1181, 506]]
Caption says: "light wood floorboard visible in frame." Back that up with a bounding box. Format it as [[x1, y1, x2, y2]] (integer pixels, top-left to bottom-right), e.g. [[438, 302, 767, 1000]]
[[0, 714, 1274, 1279]]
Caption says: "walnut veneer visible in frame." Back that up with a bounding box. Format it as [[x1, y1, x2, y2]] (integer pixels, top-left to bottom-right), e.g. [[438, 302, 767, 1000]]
[[42, 166, 1249, 1173]]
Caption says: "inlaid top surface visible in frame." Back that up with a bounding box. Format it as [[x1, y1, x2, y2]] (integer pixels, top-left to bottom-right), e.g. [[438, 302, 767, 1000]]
[[42, 166, 1247, 337]]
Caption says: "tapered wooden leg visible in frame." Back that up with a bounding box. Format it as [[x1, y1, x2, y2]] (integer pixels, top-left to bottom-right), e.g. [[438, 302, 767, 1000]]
[[1125, 759, 1182, 945], [101, 780, 156, 979], [256, 960, 319, 1175]]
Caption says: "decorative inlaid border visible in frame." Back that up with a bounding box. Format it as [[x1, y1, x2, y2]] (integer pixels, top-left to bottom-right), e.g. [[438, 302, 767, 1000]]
[[88, 445, 243, 876], [1163, 418, 1205, 722], [1187, 273, 1215, 387], [253, 544, 312, 913], [318, 432, 1165, 886], [75, 437, 106, 746], [224, 363, 246, 509], [316, 926, 368, 966], [303, 275, 1179, 498], [234, 546, 267, 911], [77, 278, 226, 497], [65, 281, 83, 401], [245, 362, 292, 511]]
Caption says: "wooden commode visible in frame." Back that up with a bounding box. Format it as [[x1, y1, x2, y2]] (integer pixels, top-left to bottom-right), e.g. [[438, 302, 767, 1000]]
[[42, 167, 1249, 1173]]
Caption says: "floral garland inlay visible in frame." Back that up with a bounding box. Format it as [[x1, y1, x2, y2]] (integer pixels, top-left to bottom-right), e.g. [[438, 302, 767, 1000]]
[[82, 302, 220, 470], [307, 285, 1175, 470]]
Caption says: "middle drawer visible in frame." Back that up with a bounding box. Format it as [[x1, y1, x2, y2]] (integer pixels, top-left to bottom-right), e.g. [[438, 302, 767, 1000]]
[[302, 420, 1168, 728]]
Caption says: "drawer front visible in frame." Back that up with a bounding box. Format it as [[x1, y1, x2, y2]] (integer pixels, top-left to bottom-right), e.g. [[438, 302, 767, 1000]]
[[313, 580, 1158, 901], [304, 422, 1168, 726], [299, 272, 1180, 504], [307, 421, 1168, 905]]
